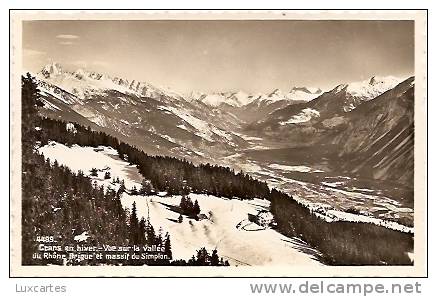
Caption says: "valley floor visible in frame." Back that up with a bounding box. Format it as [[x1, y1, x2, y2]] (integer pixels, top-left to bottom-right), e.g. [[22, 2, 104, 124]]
[[219, 140, 414, 231]]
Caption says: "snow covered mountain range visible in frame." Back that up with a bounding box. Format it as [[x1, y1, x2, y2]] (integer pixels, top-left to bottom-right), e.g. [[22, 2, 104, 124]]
[[189, 86, 322, 108], [38, 62, 325, 108], [35, 62, 250, 160], [33, 62, 413, 185], [39, 62, 185, 102]]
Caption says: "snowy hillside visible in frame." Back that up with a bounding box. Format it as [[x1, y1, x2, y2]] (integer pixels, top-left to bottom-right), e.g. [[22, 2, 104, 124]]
[[38, 141, 321, 266], [35, 62, 249, 161]]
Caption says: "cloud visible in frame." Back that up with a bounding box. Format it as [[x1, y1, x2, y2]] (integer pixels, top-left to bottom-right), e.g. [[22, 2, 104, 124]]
[[56, 34, 79, 45], [56, 34, 80, 39]]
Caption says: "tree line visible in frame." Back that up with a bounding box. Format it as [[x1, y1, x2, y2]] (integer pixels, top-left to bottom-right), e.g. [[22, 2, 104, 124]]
[[37, 118, 271, 200], [27, 74, 414, 265]]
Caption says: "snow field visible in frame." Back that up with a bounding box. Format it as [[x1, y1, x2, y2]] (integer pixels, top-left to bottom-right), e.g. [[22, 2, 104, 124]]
[[38, 142, 321, 266]]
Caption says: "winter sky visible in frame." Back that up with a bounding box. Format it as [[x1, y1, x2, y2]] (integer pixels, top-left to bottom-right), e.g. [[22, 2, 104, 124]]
[[22, 20, 414, 94]]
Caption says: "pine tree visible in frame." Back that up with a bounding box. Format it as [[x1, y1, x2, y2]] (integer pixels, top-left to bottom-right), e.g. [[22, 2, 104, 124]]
[[188, 255, 196, 265], [117, 180, 126, 195], [146, 222, 156, 245], [193, 200, 201, 216], [164, 232, 173, 260], [196, 247, 210, 266], [21, 73, 43, 154], [211, 249, 219, 266], [139, 217, 147, 245], [139, 179, 152, 195], [186, 197, 194, 215], [180, 195, 187, 213], [90, 168, 98, 177], [129, 202, 139, 244], [178, 214, 183, 223]]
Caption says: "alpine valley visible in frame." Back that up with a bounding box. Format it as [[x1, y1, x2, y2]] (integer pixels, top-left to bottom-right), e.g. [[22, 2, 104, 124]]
[[23, 62, 415, 266]]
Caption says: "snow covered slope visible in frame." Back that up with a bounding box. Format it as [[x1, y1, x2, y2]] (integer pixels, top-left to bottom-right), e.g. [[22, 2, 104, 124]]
[[35, 63, 249, 161], [38, 141, 321, 266]]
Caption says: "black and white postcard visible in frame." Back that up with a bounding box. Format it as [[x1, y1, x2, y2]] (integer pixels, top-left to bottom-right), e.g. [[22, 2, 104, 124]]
[[9, 10, 428, 277]]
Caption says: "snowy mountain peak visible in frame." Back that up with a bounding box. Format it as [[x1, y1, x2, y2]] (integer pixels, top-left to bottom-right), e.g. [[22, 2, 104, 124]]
[[323, 76, 404, 112], [226, 91, 251, 106], [40, 62, 63, 78], [286, 86, 323, 102], [190, 91, 251, 107], [73, 68, 88, 80], [36, 62, 185, 102], [345, 75, 401, 100], [268, 89, 283, 97]]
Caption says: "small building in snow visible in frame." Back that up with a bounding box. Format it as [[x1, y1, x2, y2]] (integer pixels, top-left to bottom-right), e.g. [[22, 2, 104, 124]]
[[248, 210, 275, 227]]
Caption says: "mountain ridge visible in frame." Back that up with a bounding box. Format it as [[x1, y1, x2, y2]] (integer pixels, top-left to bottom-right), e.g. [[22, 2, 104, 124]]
[[32, 62, 414, 184]]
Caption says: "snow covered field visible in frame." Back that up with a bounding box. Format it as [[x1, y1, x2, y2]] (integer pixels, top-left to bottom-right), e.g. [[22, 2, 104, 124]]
[[268, 163, 324, 173], [38, 142, 321, 266], [123, 194, 321, 265], [279, 108, 320, 125]]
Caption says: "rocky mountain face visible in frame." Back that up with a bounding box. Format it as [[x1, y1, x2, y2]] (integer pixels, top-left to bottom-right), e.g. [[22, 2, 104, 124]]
[[332, 77, 414, 183], [245, 76, 414, 183], [35, 63, 248, 162], [246, 76, 404, 139], [252, 76, 399, 121], [33, 62, 414, 184]]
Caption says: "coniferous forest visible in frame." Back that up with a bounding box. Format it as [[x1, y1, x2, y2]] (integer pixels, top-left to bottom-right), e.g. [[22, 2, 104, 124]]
[[22, 74, 413, 266], [21, 74, 228, 266]]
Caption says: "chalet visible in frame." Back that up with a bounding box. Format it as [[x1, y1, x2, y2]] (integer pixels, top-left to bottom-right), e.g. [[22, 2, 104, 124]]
[[248, 210, 275, 227]]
